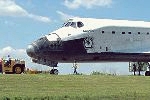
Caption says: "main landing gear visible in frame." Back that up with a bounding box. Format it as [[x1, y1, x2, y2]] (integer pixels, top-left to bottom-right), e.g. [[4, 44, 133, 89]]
[[49, 61, 59, 75], [50, 67, 59, 75]]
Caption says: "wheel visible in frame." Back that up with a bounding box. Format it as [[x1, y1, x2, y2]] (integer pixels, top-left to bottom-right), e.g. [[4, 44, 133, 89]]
[[50, 69, 54, 74], [13, 66, 23, 74], [53, 69, 59, 75], [50, 69, 58, 75]]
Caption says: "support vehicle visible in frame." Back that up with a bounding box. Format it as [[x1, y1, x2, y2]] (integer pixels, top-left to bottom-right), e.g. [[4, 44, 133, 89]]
[[0, 58, 25, 74]]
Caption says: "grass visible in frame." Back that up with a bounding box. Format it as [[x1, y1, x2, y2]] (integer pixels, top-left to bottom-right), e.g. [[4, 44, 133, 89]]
[[0, 74, 150, 100]]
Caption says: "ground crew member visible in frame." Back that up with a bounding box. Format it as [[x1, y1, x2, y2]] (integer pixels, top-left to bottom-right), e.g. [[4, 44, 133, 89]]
[[148, 63, 150, 71], [73, 60, 78, 74], [5, 55, 11, 66], [133, 63, 136, 75], [138, 62, 142, 76]]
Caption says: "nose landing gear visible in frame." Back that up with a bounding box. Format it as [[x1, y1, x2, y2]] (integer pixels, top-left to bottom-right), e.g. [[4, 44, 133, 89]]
[[49, 61, 59, 75], [50, 68, 59, 75]]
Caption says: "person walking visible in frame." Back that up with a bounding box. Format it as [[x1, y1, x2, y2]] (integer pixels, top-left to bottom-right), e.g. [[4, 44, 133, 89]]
[[73, 60, 78, 74]]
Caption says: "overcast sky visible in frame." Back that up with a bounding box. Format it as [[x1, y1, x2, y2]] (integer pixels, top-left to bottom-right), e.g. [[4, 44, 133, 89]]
[[0, 0, 149, 75]]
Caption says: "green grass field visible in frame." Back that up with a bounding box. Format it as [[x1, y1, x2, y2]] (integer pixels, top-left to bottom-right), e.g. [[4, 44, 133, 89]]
[[0, 74, 150, 100]]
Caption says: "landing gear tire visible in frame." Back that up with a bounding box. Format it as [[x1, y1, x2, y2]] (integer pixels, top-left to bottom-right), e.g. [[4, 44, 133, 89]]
[[50, 69, 59, 75]]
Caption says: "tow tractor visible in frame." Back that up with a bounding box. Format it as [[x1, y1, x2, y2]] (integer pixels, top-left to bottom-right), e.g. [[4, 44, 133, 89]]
[[0, 58, 25, 74]]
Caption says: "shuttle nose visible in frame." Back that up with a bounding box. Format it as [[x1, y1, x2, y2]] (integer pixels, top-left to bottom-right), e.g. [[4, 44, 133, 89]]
[[26, 44, 36, 57]]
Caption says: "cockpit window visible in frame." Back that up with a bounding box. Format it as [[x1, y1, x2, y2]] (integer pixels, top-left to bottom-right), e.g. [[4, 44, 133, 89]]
[[64, 22, 71, 27], [63, 21, 84, 28], [70, 22, 76, 28], [77, 21, 84, 28], [64, 22, 76, 28]]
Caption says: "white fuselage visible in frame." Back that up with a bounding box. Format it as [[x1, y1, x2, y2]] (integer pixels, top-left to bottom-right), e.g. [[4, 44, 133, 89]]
[[46, 18, 150, 53]]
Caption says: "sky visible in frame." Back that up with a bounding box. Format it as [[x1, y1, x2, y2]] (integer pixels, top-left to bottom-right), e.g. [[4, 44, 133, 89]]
[[0, 0, 150, 75]]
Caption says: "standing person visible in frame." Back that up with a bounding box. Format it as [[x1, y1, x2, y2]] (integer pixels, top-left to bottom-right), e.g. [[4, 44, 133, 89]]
[[133, 63, 136, 76], [148, 63, 150, 71], [6, 55, 11, 66], [138, 62, 142, 76], [73, 60, 78, 74]]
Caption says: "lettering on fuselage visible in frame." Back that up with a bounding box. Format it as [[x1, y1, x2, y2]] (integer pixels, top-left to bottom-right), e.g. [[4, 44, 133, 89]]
[[83, 30, 94, 32]]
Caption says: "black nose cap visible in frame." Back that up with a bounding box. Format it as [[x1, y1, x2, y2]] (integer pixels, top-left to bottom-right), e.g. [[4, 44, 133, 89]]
[[26, 45, 36, 57]]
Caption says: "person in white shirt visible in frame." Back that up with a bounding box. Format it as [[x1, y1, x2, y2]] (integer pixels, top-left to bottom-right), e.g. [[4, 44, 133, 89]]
[[73, 60, 78, 74]]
